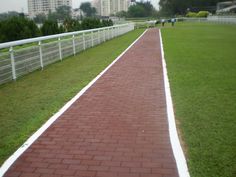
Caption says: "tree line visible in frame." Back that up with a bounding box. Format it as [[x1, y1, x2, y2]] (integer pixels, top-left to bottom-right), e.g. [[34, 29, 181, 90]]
[[0, 7, 112, 43], [116, 1, 158, 18], [159, 0, 227, 15]]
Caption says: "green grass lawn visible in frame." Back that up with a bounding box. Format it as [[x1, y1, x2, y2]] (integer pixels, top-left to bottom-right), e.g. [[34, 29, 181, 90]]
[[161, 22, 236, 177], [0, 29, 145, 165]]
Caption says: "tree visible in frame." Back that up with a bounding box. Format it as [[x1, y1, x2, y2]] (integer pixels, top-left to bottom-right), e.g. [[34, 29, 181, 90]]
[[101, 19, 113, 27], [0, 16, 40, 43], [33, 13, 47, 24], [47, 6, 72, 22], [48, 10, 58, 21], [63, 18, 81, 32], [81, 18, 101, 29], [159, 0, 227, 15], [0, 11, 19, 21], [116, 11, 128, 18], [141, 1, 156, 16], [80, 18, 113, 30], [41, 20, 60, 36], [80, 2, 96, 17], [56, 5, 72, 21], [128, 5, 146, 17], [127, 2, 157, 17]]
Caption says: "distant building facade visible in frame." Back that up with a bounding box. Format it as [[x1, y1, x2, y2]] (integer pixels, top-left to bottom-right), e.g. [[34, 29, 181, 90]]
[[28, 0, 72, 18], [93, 0, 130, 17]]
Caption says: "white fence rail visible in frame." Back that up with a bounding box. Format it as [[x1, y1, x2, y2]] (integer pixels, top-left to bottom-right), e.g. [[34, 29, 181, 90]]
[[207, 16, 236, 24], [179, 16, 236, 24], [0, 23, 134, 85]]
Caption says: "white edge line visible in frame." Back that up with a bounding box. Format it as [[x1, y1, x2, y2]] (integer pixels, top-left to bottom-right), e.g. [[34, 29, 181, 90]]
[[159, 29, 190, 177], [0, 29, 148, 177]]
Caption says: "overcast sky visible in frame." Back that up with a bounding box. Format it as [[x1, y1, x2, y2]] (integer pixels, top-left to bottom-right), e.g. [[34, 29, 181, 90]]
[[0, 0, 159, 13]]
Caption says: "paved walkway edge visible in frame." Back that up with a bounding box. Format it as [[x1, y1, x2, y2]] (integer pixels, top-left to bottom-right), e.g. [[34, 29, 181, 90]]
[[0, 29, 148, 177], [159, 30, 190, 177]]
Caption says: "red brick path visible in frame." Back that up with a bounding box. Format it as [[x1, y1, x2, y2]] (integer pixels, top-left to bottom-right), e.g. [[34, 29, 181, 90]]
[[4, 29, 179, 177]]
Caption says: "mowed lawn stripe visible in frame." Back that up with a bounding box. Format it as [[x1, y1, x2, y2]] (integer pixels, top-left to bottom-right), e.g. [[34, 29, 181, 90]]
[[162, 22, 236, 177]]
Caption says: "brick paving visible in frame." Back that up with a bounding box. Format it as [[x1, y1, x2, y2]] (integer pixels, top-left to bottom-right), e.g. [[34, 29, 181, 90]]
[[4, 29, 179, 177]]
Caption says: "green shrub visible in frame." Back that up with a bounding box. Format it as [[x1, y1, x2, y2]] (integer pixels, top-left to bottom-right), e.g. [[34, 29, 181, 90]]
[[81, 18, 113, 30], [197, 11, 209, 17], [63, 18, 81, 32], [41, 20, 60, 36], [101, 19, 113, 27], [0, 16, 40, 43], [186, 12, 197, 17], [81, 18, 101, 29], [0, 16, 113, 43]]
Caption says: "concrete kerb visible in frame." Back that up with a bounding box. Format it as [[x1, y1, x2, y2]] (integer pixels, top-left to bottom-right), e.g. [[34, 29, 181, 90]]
[[159, 29, 190, 177]]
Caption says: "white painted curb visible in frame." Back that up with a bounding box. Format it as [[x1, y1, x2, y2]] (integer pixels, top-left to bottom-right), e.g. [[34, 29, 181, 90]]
[[0, 29, 148, 177], [159, 30, 190, 177]]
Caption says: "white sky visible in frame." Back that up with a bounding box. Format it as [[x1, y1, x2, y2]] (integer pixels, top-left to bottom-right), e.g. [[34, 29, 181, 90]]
[[0, 0, 159, 13]]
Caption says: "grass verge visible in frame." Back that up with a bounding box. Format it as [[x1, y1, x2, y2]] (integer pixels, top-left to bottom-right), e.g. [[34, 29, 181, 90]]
[[0, 29, 145, 165], [162, 22, 236, 177]]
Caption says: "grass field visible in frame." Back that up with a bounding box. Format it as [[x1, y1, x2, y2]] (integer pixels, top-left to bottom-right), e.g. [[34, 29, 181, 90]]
[[161, 22, 236, 177], [0, 29, 145, 165]]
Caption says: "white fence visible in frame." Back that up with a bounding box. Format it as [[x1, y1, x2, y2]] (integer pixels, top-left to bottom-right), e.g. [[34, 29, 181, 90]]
[[0, 23, 134, 85], [179, 16, 236, 24], [207, 16, 236, 24]]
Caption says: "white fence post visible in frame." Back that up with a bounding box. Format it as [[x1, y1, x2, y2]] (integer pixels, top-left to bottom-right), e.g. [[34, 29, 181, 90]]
[[72, 35, 76, 55], [58, 37, 62, 61], [91, 31, 94, 47], [9, 47, 16, 80], [38, 41, 43, 69], [111, 27, 114, 38], [83, 33, 86, 50], [98, 30, 101, 44], [115, 27, 118, 37], [104, 29, 106, 42], [111, 27, 113, 38]]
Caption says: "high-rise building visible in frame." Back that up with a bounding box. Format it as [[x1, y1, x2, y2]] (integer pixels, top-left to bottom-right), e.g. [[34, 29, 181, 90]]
[[93, 0, 130, 17], [28, 0, 72, 18], [92, 0, 101, 16], [101, 0, 111, 16]]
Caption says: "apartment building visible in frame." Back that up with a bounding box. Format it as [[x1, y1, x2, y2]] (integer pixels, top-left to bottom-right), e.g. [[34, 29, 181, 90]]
[[93, 0, 130, 16], [28, 0, 72, 18]]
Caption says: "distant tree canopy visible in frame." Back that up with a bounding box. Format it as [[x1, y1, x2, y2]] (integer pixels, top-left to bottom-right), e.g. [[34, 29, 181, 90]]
[[0, 15, 113, 43], [63, 18, 81, 32], [81, 18, 113, 29], [40, 18, 113, 37], [80, 2, 96, 17], [0, 3, 114, 43], [41, 20, 62, 36], [0, 16, 40, 43], [116, 11, 128, 18], [122, 1, 157, 18], [0, 11, 21, 21], [47, 5, 72, 21], [56, 5, 72, 21], [159, 0, 227, 15], [33, 13, 47, 24]]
